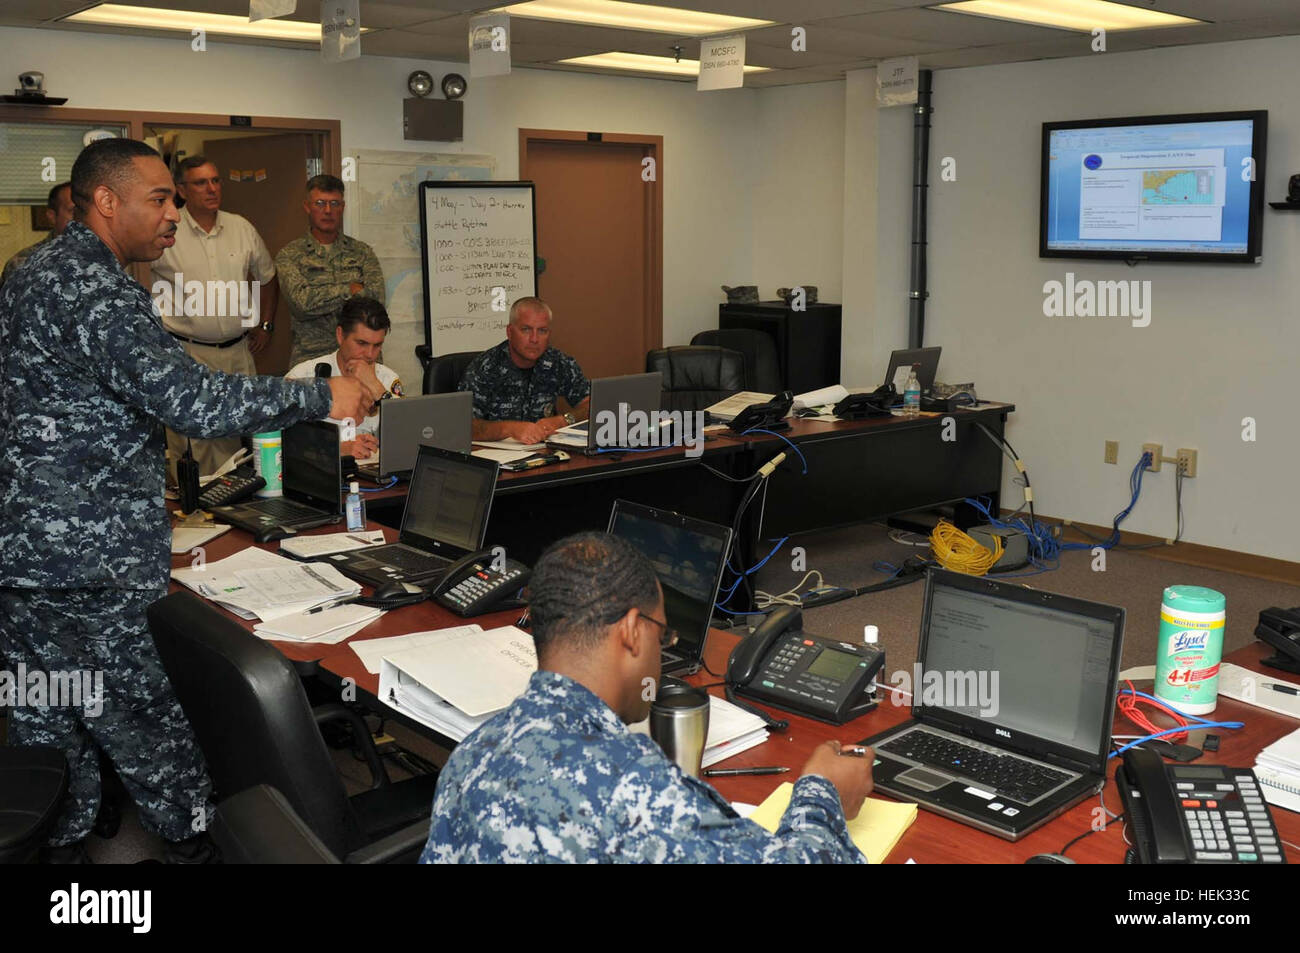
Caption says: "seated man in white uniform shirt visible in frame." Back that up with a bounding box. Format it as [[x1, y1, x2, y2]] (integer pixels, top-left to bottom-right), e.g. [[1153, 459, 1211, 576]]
[[285, 296, 404, 459]]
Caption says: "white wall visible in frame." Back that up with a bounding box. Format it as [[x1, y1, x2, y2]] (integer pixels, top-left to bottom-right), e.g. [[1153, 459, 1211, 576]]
[[751, 81, 844, 306], [852, 36, 1300, 561], [0, 26, 844, 385]]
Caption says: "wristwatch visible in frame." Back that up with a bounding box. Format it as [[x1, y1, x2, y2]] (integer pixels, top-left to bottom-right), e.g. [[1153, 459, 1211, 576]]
[[563, 413, 576, 426], [259, 321, 274, 333]]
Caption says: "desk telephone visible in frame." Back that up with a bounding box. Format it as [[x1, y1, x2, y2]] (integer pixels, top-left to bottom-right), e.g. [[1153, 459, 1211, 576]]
[[728, 391, 794, 434], [833, 383, 896, 420], [727, 606, 885, 726], [197, 467, 265, 510], [1117, 746, 1286, 864], [430, 549, 531, 617]]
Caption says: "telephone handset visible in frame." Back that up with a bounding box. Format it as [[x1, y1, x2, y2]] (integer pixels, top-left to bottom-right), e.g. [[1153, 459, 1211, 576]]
[[833, 383, 896, 420], [1117, 746, 1286, 864], [431, 548, 531, 617], [727, 605, 885, 727], [728, 391, 794, 434]]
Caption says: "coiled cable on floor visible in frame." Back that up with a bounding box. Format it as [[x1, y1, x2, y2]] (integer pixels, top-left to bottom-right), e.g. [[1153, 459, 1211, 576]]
[[930, 519, 1002, 575]]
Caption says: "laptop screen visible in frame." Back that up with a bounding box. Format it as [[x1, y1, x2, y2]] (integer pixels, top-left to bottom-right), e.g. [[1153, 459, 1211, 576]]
[[282, 421, 342, 513], [607, 500, 733, 662], [400, 446, 498, 557], [921, 574, 1121, 764]]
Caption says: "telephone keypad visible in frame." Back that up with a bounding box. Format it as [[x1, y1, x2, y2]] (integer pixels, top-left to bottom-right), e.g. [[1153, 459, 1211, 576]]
[[1174, 766, 1284, 863]]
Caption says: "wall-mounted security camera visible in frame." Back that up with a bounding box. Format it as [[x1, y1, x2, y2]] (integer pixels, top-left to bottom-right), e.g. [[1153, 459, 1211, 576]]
[[3, 70, 67, 105]]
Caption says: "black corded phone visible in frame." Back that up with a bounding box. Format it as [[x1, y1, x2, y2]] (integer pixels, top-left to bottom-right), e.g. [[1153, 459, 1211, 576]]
[[727, 605, 885, 726], [832, 383, 896, 420], [1116, 746, 1286, 864], [430, 549, 531, 617], [1255, 606, 1300, 675], [728, 391, 794, 433]]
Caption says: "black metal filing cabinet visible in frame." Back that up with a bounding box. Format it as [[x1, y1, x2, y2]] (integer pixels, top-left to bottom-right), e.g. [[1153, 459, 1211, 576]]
[[718, 301, 842, 393]]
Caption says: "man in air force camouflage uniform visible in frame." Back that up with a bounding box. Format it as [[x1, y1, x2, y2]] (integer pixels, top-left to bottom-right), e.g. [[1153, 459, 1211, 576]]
[[276, 174, 385, 368], [0, 139, 374, 862], [421, 532, 872, 863], [458, 296, 590, 445]]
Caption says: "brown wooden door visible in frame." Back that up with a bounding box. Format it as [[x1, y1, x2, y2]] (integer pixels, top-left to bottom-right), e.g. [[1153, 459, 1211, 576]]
[[203, 133, 314, 375], [520, 132, 662, 381]]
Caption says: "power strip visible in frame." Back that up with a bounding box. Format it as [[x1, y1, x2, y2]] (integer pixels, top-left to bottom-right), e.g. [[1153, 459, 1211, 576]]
[[1217, 663, 1300, 719]]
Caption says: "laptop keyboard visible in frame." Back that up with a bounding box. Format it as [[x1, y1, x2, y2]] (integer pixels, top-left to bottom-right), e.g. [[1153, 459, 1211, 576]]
[[376, 546, 448, 575], [878, 729, 1073, 802], [252, 497, 321, 520]]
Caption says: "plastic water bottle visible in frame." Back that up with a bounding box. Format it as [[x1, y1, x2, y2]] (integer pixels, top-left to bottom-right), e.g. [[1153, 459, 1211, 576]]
[[903, 368, 921, 418], [345, 481, 366, 531]]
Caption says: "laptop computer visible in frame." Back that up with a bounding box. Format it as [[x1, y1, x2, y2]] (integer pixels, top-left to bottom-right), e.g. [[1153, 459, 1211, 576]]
[[883, 346, 942, 402], [607, 500, 733, 676], [546, 372, 664, 454], [862, 568, 1125, 841], [327, 444, 498, 589], [357, 392, 473, 481], [212, 420, 342, 533]]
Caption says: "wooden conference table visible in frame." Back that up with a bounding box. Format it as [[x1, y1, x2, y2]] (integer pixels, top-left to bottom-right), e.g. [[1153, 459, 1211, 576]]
[[170, 519, 1300, 865]]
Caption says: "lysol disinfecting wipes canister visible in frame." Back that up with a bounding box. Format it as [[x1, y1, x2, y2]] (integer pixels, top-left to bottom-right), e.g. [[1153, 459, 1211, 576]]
[[1154, 585, 1225, 715]]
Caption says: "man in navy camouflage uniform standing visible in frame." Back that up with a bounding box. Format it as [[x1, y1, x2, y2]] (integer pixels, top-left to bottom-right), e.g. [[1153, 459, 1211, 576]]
[[0, 139, 375, 863]]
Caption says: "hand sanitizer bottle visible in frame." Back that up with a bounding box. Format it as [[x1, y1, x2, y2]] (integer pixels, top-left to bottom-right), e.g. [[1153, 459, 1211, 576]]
[[345, 482, 366, 531]]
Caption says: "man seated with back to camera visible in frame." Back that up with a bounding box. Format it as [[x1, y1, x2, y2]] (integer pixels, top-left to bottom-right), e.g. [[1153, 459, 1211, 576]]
[[285, 297, 405, 459], [421, 532, 873, 863]]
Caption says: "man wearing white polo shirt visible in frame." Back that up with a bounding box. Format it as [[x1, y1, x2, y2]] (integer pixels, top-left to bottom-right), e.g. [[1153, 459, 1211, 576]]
[[285, 296, 405, 460], [150, 155, 279, 477]]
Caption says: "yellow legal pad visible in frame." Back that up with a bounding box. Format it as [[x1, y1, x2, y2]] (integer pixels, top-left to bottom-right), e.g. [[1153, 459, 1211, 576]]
[[748, 782, 917, 863]]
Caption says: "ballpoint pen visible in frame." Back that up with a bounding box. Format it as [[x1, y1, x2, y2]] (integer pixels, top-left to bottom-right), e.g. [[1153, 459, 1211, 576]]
[[703, 766, 790, 777]]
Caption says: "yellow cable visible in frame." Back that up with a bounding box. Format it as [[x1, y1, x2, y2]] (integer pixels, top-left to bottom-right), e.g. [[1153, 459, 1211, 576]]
[[930, 520, 1003, 575]]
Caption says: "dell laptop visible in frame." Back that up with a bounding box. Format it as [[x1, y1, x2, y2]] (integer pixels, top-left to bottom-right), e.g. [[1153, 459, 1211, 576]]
[[212, 421, 342, 533], [607, 499, 733, 676], [327, 444, 498, 588], [862, 568, 1125, 841], [357, 392, 473, 481], [547, 372, 664, 454], [883, 346, 941, 401]]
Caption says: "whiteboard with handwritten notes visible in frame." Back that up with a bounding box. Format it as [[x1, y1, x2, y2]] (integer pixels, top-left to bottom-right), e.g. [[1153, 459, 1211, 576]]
[[418, 180, 537, 356]]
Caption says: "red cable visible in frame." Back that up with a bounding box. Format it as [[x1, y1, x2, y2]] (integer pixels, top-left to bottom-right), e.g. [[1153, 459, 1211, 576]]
[[1116, 680, 1191, 744]]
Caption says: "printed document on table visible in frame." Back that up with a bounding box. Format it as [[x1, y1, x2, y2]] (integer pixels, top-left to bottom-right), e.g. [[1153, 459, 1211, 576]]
[[705, 391, 775, 422], [351, 625, 484, 674]]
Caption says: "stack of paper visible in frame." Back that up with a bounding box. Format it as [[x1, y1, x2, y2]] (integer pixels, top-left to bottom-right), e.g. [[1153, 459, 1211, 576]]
[[748, 783, 918, 863], [704, 391, 775, 423], [279, 530, 385, 559], [1255, 727, 1300, 813], [252, 604, 383, 644], [170, 547, 360, 621], [702, 696, 769, 767], [377, 626, 537, 741], [472, 438, 546, 465]]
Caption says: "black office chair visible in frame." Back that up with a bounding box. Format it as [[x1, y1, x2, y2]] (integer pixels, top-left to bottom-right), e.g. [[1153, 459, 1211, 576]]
[[212, 783, 426, 864], [147, 591, 435, 864], [0, 745, 69, 864], [690, 328, 782, 393], [423, 351, 482, 395], [646, 345, 746, 412]]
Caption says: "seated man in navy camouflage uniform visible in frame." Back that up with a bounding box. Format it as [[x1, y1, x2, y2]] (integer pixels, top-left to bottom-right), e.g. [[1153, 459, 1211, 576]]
[[0, 138, 375, 863], [421, 532, 872, 863], [458, 297, 591, 445]]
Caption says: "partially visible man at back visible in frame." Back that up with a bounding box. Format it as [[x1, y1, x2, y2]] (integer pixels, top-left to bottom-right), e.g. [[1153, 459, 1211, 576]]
[[0, 181, 75, 287], [421, 531, 872, 864]]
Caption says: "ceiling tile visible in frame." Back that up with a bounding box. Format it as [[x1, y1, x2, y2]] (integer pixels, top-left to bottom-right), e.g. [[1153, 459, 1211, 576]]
[[745, 22, 955, 58]]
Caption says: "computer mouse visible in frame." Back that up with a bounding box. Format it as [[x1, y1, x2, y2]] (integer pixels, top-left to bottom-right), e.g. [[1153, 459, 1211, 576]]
[[372, 580, 420, 602], [254, 525, 297, 544], [1025, 853, 1076, 864]]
